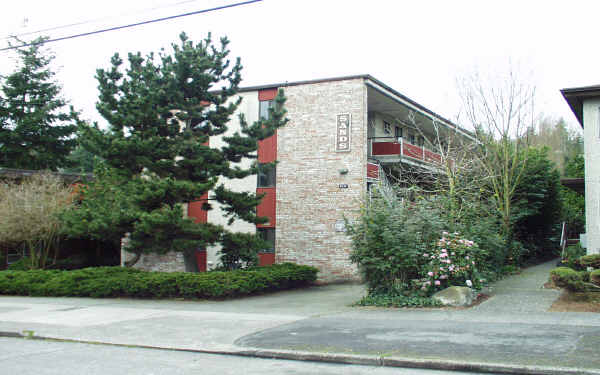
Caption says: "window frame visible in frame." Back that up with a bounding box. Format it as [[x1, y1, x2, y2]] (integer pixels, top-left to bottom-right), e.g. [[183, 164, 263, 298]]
[[383, 121, 391, 135], [257, 227, 275, 253], [259, 100, 273, 120], [257, 162, 276, 188]]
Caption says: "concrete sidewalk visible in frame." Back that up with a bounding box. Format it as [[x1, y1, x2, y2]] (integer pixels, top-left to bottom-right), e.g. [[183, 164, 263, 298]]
[[1, 259, 599, 374]]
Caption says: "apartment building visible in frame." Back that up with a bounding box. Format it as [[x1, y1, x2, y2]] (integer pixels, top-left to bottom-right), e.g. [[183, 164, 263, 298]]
[[128, 75, 470, 282]]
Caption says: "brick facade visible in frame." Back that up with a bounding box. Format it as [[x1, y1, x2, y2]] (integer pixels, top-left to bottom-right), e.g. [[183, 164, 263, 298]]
[[275, 78, 367, 282]]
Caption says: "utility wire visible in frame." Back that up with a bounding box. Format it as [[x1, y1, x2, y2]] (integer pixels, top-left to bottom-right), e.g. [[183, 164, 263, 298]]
[[3, 0, 209, 41], [1, 0, 262, 52]]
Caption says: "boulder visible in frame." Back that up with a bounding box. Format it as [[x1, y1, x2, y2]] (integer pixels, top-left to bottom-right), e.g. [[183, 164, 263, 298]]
[[432, 286, 474, 307]]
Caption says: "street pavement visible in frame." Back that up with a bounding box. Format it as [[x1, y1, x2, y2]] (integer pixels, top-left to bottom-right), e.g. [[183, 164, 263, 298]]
[[0, 337, 492, 375], [1, 259, 599, 374]]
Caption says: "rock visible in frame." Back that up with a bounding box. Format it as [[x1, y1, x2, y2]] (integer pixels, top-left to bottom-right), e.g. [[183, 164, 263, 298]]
[[432, 286, 474, 307]]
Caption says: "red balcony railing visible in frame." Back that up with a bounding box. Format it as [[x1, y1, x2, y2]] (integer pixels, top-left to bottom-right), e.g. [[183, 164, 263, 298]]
[[370, 137, 442, 164]]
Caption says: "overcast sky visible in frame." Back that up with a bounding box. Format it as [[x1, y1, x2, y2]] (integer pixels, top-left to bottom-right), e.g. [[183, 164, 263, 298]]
[[0, 0, 597, 133]]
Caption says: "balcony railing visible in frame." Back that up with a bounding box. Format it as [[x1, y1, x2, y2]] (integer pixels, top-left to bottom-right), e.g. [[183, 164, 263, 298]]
[[369, 137, 442, 164]]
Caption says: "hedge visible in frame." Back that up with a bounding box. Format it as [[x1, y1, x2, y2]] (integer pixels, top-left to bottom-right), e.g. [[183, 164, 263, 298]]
[[550, 267, 590, 292], [591, 269, 600, 286], [0, 263, 318, 299], [578, 254, 600, 269]]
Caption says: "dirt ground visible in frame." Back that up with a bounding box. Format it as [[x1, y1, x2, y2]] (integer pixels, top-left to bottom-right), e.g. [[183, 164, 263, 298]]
[[549, 290, 600, 312]]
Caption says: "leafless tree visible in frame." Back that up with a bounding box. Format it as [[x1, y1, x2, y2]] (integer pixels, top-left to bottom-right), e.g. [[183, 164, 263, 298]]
[[0, 173, 75, 269], [456, 65, 537, 241]]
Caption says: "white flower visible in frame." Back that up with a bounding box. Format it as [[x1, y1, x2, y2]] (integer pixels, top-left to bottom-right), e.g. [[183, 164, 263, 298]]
[[466, 280, 473, 287]]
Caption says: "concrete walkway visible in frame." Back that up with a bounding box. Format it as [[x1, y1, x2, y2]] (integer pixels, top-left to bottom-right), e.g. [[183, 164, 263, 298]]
[[1, 259, 599, 374]]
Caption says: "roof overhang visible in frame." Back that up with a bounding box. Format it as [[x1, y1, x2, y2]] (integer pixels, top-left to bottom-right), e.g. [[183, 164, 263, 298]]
[[560, 84, 600, 128]]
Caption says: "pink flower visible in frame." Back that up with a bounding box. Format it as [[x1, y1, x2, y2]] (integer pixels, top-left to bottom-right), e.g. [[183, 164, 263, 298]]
[[434, 280, 441, 286], [440, 275, 447, 279], [427, 271, 434, 277], [449, 266, 454, 271], [465, 256, 470, 260], [440, 253, 447, 258], [441, 248, 447, 253], [425, 281, 431, 285], [423, 253, 429, 257], [472, 261, 475, 265], [440, 267, 444, 271], [445, 259, 451, 264]]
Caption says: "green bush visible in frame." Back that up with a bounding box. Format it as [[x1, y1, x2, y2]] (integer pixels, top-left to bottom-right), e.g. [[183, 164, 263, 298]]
[[561, 243, 587, 269], [578, 254, 600, 269], [355, 293, 442, 308], [591, 269, 600, 286], [347, 194, 444, 295], [0, 263, 318, 299], [7, 257, 30, 271], [550, 267, 589, 292]]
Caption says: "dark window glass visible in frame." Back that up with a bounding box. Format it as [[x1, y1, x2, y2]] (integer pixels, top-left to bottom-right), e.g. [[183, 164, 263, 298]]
[[258, 228, 275, 253], [258, 163, 276, 187], [259, 100, 273, 120], [418, 136, 424, 147], [395, 126, 402, 138], [383, 121, 391, 134], [409, 134, 415, 144]]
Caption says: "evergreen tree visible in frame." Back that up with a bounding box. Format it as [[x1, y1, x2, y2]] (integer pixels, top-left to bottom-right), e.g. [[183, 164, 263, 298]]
[[68, 33, 288, 268], [0, 37, 80, 170]]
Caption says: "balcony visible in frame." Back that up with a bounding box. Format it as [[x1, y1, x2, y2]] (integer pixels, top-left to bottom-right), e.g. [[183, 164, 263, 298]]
[[369, 137, 442, 165]]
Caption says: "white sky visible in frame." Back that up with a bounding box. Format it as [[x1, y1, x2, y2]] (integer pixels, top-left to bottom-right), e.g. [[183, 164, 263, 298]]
[[0, 0, 596, 133]]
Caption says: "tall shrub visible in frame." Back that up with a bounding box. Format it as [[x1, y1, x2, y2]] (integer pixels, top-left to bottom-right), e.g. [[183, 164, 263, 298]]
[[0, 173, 74, 269], [347, 190, 444, 294], [513, 146, 562, 262]]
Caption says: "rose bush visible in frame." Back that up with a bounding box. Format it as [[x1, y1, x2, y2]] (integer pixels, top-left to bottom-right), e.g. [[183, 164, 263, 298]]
[[420, 231, 485, 292]]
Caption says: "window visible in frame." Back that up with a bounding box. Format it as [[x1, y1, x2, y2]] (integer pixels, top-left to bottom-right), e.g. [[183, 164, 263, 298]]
[[395, 126, 402, 139], [409, 133, 415, 145], [259, 100, 273, 120], [258, 228, 275, 253], [418, 136, 424, 147], [257, 163, 276, 187], [383, 121, 391, 135]]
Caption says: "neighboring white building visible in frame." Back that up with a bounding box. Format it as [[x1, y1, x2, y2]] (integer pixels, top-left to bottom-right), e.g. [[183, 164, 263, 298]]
[[562, 85, 600, 255]]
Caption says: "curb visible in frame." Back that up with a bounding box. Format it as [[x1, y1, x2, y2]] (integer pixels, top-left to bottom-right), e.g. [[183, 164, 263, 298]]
[[2, 331, 599, 375]]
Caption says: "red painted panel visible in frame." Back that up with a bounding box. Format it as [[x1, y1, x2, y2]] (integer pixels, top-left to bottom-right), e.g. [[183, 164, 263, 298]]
[[195, 250, 207, 272], [403, 143, 423, 160], [256, 187, 276, 227], [188, 191, 208, 223], [424, 149, 442, 164], [372, 142, 400, 155], [367, 162, 379, 179], [258, 88, 278, 101], [258, 131, 277, 163], [258, 252, 275, 266]]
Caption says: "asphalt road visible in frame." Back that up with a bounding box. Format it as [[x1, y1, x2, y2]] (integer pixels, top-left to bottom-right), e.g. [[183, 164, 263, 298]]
[[0, 337, 494, 375]]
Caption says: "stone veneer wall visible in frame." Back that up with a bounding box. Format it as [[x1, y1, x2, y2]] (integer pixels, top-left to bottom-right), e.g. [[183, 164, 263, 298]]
[[276, 78, 368, 282], [122, 251, 186, 272], [120, 228, 186, 273]]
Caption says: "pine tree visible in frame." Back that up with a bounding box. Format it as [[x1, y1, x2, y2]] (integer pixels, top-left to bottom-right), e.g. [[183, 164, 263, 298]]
[[70, 33, 288, 268], [0, 37, 80, 171]]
